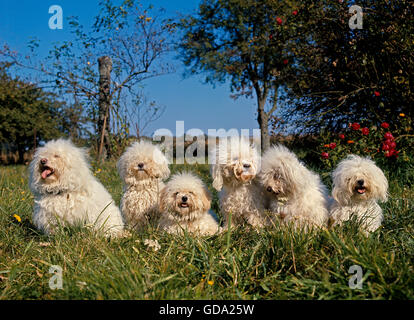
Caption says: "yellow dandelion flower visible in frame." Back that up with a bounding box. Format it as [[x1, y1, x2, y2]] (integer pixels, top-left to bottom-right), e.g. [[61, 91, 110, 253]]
[[399, 113, 405, 117], [13, 214, 22, 223], [207, 280, 214, 285], [22, 198, 25, 201], [21, 191, 25, 194]]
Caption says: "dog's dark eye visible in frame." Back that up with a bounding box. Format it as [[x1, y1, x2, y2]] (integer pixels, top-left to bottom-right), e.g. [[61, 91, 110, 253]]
[[175, 192, 179, 196], [54, 155, 60, 158]]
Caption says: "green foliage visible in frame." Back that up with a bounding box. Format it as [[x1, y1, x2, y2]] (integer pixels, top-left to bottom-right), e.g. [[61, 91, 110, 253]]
[[0, 66, 64, 160], [0, 0, 173, 157], [286, 0, 414, 132], [178, 0, 304, 149], [0, 162, 413, 299], [179, 0, 300, 93]]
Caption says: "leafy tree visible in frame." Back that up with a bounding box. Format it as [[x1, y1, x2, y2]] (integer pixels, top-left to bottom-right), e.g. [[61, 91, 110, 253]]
[[178, 0, 302, 150], [1, 0, 174, 160], [0, 64, 63, 162], [286, 0, 414, 132]]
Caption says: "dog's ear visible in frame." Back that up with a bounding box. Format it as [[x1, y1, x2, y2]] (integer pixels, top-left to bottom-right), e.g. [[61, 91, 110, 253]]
[[116, 151, 129, 182], [156, 161, 170, 180], [200, 186, 212, 211], [375, 169, 389, 202], [280, 160, 306, 195], [159, 186, 169, 212], [153, 148, 171, 180], [211, 164, 223, 191], [332, 183, 351, 206]]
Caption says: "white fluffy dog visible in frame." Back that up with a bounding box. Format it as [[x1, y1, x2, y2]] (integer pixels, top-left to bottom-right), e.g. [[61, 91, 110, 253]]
[[29, 139, 124, 237], [329, 155, 388, 233], [211, 136, 268, 228], [260, 145, 329, 229], [117, 140, 170, 230], [159, 172, 220, 236]]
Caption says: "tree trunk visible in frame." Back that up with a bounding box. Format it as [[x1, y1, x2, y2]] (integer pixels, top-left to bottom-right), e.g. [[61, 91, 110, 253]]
[[97, 56, 112, 161], [17, 145, 25, 164], [257, 97, 270, 152]]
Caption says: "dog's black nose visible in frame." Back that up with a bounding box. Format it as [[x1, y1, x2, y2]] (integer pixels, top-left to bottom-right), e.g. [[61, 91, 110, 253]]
[[138, 163, 144, 169], [40, 158, 47, 165], [267, 186, 273, 192], [243, 163, 251, 168], [181, 196, 188, 202], [357, 179, 364, 186]]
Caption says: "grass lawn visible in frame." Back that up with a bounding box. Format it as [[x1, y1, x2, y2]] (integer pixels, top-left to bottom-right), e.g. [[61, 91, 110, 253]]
[[0, 161, 413, 299]]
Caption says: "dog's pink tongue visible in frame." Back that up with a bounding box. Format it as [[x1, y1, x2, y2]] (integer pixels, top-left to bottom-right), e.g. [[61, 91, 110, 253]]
[[358, 188, 366, 194], [41, 169, 52, 179]]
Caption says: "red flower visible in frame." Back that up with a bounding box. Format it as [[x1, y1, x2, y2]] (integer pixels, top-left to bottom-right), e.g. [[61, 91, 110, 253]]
[[351, 123, 360, 130], [339, 134, 345, 140], [283, 59, 288, 65], [384, 132, 394, 140], [383, 139, 397, 150], [269, 34, 273, 40], [321, 152, 329, 160], [387, 149, 399, 158], [382, 143, 390, 151], [292, 10, 298, 16], [329, 142, 337, 149], [374, 91, 380, 97], [380, 122, 389, 129], [276, 17, 283, 25], [361, 127, 369, 135]]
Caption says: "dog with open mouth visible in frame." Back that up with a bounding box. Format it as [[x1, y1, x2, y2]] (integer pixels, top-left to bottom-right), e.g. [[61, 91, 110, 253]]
[[211, 136, 268, 229], [159, 172, 220, 236], [259, 144, 330, 230], [117, 140, 170, 231], [329, 155, 388, 233], [29, 139, 124, 237]]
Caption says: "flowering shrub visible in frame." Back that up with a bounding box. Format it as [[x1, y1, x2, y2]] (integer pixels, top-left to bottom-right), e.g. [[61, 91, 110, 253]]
[[318, 114, 413, 169]]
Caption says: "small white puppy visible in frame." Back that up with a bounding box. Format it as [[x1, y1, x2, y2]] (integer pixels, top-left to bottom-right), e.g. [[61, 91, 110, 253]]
[[211, 136, 268, 229], [158, 172, 220, 236], [329, 155, 388, 233], [260, 145, 329, 229], [117, 140, 170, 231], [29, 139, 124, 237]]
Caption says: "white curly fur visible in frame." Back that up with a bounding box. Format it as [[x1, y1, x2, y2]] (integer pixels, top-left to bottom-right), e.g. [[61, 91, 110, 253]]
[[159, 172, 220, 236], [260, 145, 329, 229], [117, 140, 170, 230], [329, 155, 388, 233], [210, 136, 268, 229], [29, 139, 124, 237]]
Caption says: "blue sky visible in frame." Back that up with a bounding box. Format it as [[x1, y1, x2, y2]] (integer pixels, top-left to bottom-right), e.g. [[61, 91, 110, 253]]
[[0, 0, 260, 137]]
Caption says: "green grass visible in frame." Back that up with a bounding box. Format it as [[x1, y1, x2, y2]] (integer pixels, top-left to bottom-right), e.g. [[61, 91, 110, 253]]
[[0, 161, 413, 299]]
